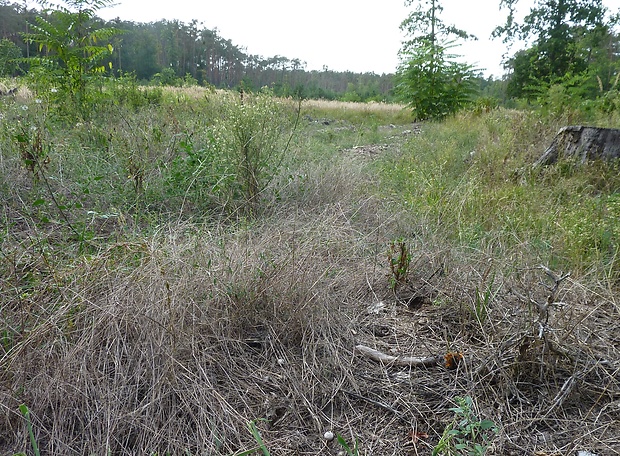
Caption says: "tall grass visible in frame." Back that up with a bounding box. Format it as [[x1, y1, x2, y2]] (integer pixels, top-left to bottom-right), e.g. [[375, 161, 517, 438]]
[[0, 86, 403, 454], [375, 108, 620, 282], [302, 98, 415, 125]]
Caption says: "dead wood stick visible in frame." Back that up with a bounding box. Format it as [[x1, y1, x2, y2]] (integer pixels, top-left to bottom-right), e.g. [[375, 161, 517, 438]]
[[354, 344, 441, 367]]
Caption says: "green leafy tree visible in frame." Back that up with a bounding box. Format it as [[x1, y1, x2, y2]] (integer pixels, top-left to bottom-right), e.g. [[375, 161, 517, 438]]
[[152, 67, 182, 86], [111, 21, 161, 80], [494, 0, 612, 99], [397, 0, 478, 120], [0, 38, 22, 76], [23, 0, 120, 116], [396, 41, 477, 120], [400, 0, 474, 52], [504, 46, 543, 99]]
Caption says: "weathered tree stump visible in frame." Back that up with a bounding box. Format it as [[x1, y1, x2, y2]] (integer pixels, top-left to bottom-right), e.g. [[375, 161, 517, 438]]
[[535, 126, 620, 166]]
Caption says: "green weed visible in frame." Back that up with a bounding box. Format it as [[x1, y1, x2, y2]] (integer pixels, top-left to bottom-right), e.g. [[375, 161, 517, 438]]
[[375, 109, 620, 281], [18, 404, 41, 456], [231, 419, 271, 456], [164, 90, 299, 215], [336, 433, 360, 456], [472, 272, 499, 324], [388, 239, 411, 290], [433, 396, 498, 456]]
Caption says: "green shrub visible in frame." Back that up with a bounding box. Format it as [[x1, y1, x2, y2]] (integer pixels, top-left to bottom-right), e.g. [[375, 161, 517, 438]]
[[152, 67, 182, 87], [164, 90, 297, 215], [433, 396, 498, 456], [0, 38, 22, 76], [23, 0, 120, 120], [110, 74, 163, 109]]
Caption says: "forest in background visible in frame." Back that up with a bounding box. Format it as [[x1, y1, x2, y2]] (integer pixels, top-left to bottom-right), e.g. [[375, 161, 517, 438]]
[[0, 0, 397, 101], [1, 0, 620, 109]]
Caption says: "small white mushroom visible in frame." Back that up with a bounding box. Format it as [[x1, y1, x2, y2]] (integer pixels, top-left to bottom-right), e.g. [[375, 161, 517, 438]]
[[323, 430, 335, 441]]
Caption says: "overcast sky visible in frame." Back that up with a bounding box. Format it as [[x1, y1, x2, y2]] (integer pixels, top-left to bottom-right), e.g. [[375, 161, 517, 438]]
[[91, 0, 620, 78]]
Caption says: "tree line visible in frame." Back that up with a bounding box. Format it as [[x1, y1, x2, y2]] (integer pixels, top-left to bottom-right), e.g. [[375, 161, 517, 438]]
[[0, 0, 394, 101], [1, 0, 619, 119]]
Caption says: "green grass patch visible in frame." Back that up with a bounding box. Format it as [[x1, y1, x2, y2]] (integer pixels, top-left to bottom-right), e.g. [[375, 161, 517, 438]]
[[375, 109, 620, 280]]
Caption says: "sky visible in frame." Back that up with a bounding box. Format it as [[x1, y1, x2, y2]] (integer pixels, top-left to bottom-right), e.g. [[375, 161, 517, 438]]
[[87, 0, 620, 78]]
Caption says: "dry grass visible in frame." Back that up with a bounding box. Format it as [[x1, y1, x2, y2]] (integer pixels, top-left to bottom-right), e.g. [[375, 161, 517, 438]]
[[155, 86, 407, 115], [302, 99, 415, 125], [365, 244, 620, 455], [2, 177, 619, 456], [1, 102, 619, 455], [1, 209, 371, 454], [0, 80, 33, 101], [0, 154, 391, 454], [160, 85, 217, 99], [303, 99, 408, 114]]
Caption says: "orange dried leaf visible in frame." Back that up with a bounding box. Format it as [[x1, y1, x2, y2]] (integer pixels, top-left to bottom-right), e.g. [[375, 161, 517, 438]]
[[408, 430, 429, 443], [444, 352, 464, 369]]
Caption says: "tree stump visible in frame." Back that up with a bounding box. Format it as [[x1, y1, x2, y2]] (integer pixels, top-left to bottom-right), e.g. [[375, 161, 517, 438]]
[[535, 126, 620, 166]]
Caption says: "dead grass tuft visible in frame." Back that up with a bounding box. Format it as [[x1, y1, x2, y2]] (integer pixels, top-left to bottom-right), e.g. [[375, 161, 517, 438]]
[[0, 192, 392, 454], [4, 205, 618, 455], [303, 99, 408, 114]]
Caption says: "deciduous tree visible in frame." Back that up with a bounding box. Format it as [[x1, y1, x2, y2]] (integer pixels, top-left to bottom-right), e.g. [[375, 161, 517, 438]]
[[397, 0, 478, 120], [23, 0, 120, 116], [495, 0, 613, 99], [0, 38, 22, 76]]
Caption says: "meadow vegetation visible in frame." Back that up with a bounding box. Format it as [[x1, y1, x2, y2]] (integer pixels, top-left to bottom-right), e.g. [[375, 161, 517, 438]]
[[1, 79, 620, 455]]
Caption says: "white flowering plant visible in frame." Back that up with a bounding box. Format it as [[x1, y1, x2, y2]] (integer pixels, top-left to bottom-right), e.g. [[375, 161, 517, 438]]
[[165, 89, 299, 214]]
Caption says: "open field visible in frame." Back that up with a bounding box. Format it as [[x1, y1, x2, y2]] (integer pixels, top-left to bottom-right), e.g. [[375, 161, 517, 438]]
[[1, 85, 620, 455]]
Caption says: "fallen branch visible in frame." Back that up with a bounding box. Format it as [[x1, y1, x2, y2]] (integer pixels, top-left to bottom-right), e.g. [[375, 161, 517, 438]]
[[354, 344, 441, 367]]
